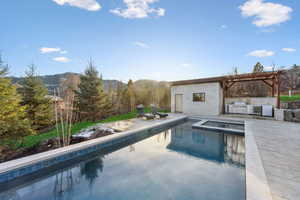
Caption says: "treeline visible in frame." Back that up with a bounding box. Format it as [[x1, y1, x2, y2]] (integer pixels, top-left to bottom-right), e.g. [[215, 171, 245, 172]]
[[0, 57, 170, 148]]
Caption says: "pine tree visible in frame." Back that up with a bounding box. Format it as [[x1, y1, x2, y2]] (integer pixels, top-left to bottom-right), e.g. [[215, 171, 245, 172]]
[[76, 61, 111, 121], [20, 65, 53, 130], [115, 81, 124, 114], [0, 58, 34, 146], [253, 62, 264, 73]]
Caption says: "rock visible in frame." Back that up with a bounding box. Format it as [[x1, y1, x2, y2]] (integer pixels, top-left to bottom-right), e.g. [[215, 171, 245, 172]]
[[284, 110, 294, 122], [293, 109, 300, 121], [73, 124, 116, 140]]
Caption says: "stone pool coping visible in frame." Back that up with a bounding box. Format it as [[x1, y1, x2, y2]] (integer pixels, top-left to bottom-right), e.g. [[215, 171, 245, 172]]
[[0, 115, 187, 183], [245, 122, 272, 200]]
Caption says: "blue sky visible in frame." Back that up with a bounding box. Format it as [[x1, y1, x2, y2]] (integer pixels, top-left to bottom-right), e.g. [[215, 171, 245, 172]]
[[0, 0, 299, 81]]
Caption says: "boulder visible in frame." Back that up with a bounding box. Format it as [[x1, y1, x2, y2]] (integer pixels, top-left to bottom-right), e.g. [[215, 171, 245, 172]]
[[73, 124, 116, 140], [293, 109, 300, 121], [284, 110, 294, 122]]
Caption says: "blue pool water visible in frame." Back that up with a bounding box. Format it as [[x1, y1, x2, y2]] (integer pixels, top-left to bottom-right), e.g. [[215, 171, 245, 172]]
[[0, 120, 245, 200]]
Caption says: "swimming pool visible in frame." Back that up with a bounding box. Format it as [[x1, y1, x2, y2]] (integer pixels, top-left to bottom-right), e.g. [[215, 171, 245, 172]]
[[0, 120, 245, 200]]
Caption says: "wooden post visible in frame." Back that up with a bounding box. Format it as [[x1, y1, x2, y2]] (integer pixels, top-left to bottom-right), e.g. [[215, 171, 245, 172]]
[[272, 78, 275, 97], [277, 73, 281, 108], [222, 81, 227, 114]]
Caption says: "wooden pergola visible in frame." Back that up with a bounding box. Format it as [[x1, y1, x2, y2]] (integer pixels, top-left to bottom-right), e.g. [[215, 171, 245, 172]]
[[221, 71, 282, 113]]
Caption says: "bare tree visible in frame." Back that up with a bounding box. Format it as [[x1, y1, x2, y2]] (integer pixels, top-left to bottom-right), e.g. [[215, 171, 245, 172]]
[[53, 88, 75, 147], [282, 66, 300, 97]]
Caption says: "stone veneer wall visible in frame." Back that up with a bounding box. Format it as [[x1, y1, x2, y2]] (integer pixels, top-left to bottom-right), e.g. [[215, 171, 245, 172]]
[[281, 100, 300, 109]]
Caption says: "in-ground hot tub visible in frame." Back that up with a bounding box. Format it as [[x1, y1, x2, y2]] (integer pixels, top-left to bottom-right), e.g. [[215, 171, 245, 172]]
[[192, 119, 245, 135]]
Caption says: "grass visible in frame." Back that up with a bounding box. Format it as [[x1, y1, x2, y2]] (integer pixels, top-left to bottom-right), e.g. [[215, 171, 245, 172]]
[[280, 95, 300, 102], [20, 108, 169, 148]]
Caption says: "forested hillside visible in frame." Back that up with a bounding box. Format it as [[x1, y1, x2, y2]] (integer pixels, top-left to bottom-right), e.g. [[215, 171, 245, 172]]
[[10, 72, 125, 93]]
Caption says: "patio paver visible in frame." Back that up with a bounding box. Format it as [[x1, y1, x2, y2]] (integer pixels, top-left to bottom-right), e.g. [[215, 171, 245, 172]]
[[246, 120, 300, 200]]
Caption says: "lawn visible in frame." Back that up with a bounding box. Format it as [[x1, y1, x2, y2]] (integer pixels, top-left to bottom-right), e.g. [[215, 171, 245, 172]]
[[280, 95, 300, 102], [21, 108, 169, 148]]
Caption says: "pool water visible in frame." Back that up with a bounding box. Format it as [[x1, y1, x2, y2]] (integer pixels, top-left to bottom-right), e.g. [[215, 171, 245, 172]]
[[0, 120, 245, 200]]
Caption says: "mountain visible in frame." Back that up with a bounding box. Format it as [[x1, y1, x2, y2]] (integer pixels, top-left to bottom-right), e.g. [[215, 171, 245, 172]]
[[10, 72, 125, 94]]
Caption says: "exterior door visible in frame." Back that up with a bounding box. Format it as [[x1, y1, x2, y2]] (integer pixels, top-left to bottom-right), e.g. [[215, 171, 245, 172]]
[[175, 94, 183, 113]]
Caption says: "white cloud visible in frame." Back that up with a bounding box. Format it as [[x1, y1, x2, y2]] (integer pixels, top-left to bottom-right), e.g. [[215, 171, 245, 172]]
[[52, 0, 101, 11], [221, 25, 227, 29], [239, 0, 292, 27], [282, 48, 296, 52], [60, 50, 68, 54], [110, 0, 165, 19], [53, 57, 70, 63], [40, 47, 61, 54], [133, 41, 149, 48], [182, 63, 191, 67], [264, 65, 275, 71], [248, 50, 275, 57]]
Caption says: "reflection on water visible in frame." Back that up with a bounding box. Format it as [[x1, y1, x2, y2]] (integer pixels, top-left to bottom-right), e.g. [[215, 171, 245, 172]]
[[0, 120, 245, 200]]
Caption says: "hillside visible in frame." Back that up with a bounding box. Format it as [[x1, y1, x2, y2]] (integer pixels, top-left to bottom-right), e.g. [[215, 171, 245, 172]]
[[10, 72, 125, 93]]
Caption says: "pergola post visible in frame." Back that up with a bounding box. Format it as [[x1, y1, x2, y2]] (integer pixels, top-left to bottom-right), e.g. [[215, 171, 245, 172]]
[[276, 73, 281, 109], [222, 80, 227, 114]]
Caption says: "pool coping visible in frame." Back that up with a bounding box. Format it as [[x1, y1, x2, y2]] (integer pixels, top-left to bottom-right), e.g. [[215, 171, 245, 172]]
[[0, 115, 187, 183], [245, 121, 273, 200]]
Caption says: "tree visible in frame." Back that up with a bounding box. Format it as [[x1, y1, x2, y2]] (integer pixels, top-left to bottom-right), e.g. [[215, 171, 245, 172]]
[[20, 65, 53, 130], [127, 80, 136, 112], [59, 73, 80, 99], [76, 61, 111, 121], [121, 80, 136, 113], [115, 81, 124, 114], [0, 57, 33, 147], [233, 67, 238, 75], [282, 65, 300, 97], [253, 62, 264, 73]]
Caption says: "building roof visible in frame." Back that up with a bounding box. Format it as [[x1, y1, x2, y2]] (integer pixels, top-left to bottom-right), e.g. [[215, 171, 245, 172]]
[[170, 71, 282, 86]]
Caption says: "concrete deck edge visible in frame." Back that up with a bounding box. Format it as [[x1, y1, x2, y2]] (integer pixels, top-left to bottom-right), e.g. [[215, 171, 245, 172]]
[[0, 115, 187, 182], [245, 121, 273, 200]]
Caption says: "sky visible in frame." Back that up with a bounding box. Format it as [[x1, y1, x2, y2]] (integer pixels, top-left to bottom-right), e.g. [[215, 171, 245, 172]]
[[0, 0, 299, 81]]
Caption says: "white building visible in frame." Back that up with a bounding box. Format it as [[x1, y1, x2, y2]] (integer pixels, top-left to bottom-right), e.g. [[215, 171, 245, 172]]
[[171, 77, 224, 116]]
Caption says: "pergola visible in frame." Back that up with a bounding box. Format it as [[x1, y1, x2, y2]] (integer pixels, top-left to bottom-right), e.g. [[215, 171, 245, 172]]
[[222, 71, 283, 113]]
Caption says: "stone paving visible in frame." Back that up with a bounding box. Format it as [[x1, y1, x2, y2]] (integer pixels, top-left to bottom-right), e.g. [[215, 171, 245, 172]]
[[247, 119, 300, 200]]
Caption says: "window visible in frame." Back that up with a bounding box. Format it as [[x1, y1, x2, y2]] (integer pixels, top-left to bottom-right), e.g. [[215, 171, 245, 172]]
[[193, 93, 205, 102]]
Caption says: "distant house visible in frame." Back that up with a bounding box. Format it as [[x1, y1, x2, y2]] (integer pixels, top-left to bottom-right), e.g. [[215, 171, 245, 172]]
[[170, 71, 282, 116]]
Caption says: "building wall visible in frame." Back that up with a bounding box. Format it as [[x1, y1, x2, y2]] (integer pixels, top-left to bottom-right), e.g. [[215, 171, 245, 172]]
[[171, 82, 223, 115]]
